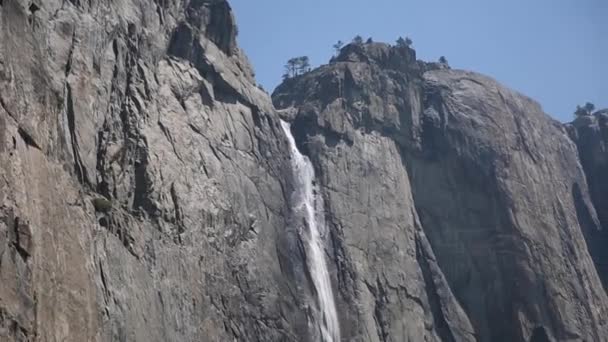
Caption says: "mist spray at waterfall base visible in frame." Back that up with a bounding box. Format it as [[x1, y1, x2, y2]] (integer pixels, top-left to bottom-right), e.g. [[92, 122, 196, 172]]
[[281, 120, 341, 342]]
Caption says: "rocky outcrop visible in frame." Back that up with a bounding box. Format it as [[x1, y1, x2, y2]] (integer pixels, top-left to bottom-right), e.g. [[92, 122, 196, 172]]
[[568, 111, 608, 287], [273, 42, 608, 341]]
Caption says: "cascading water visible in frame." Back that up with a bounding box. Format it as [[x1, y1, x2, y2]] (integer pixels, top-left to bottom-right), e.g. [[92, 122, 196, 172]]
[[280, 120, 341, 342]]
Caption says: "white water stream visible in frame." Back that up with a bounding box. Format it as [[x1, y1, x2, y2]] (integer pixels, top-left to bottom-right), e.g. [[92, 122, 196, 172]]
[[280, 120, 341, 342]]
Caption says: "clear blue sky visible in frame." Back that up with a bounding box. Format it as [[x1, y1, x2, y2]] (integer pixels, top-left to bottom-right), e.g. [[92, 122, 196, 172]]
[[230, 0, 606, 122]]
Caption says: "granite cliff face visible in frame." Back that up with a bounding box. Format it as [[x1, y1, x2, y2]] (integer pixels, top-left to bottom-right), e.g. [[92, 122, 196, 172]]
[[0, 0, 312, 341], [0, 0, 607, 341], [273, 43, 608, 341]]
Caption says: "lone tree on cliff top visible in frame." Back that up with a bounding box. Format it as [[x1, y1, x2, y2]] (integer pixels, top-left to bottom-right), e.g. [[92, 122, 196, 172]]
[[396, 36, 413, 48], [283, 56, 311, 79], [333, 40, 344, 56], [574, 102, 596, 117]]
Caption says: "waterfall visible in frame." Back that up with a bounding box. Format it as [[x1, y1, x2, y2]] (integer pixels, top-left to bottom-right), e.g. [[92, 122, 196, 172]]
[[280, 120, 341, 342]]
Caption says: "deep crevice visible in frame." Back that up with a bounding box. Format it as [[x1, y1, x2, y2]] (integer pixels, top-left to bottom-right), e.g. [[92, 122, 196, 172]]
[[95, 124, 112, 198], [364, 278, 389, 342], [415, 234, 457, 342], [0, 96, 17, 121], [17, 127, 41, 150], [529, 326, 551, 342], [99, 260, 109, 297], [12, 217, 30, 260], [169, 182, 184, 242], [64, 30, 76, 76], [65, 84, 90, 185], [131, 138, 156, 219], [28, 3, 39, 14], [157, 121, 183, 163]]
